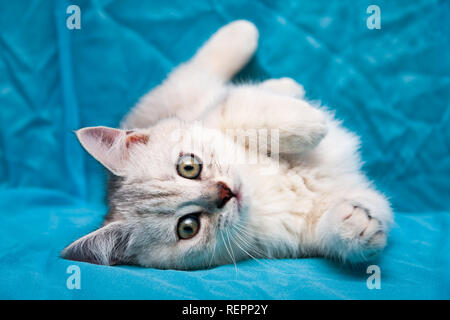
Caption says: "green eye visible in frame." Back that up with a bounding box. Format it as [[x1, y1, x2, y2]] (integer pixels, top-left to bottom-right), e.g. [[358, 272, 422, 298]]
[[177, 215, 200, 239], [177, 154, 202, 179]]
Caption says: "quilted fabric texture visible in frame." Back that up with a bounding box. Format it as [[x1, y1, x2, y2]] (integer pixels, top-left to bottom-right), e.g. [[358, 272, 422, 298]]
[[0, 0, 449, 299]]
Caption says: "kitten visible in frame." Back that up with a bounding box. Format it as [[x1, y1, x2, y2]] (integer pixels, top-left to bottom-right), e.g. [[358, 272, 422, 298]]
[[62, 20, 393, 269]]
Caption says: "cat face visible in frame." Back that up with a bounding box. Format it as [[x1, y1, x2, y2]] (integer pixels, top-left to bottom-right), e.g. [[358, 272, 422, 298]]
[[62, 118, 252, 269]]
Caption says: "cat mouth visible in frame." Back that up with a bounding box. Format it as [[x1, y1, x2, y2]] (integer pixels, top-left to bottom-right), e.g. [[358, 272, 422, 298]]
[[216, 183, 243, 230], [232, 179, 244, 211], [217, 181, 243, 210], [235, 186, 243, 209]]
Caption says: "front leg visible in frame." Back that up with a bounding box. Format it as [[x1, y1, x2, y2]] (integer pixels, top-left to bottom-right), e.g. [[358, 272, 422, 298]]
[[314, 187, 393, 263], [204, 85, 328, 155], [259, 77, 305, 99]]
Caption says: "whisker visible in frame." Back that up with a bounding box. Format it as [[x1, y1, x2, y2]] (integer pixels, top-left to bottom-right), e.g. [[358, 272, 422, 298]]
[[220, 231, 237, 274], [234, 224, 275, 246], [232, 225, 272, 259], [225, 229, 238, 276], [231, 224, 300, 274], [230, 225, 270, 268], [207, 237, 217, 268]]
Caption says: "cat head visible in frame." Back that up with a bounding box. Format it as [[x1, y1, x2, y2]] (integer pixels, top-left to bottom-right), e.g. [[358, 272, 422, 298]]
[[61, 118, 253, 269]]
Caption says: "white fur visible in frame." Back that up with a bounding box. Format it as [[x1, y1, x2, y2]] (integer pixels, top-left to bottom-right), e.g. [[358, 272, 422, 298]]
[[63, 21, 393, 269]]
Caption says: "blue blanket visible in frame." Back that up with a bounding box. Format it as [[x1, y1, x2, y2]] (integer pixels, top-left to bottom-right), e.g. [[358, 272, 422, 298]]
[[0, 0, 449, 299]]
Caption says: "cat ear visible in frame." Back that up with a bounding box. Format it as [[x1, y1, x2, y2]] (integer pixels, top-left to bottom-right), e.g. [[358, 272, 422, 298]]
[[61, 222, 134, 266], [76, 126, 149, 176]]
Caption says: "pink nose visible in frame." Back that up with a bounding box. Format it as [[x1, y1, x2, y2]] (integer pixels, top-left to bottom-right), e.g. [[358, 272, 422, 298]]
[[216, 182, 235, 209]]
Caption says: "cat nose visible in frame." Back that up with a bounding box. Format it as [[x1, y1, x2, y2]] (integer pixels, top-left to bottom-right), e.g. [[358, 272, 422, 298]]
[[216, 181, 235, 209]]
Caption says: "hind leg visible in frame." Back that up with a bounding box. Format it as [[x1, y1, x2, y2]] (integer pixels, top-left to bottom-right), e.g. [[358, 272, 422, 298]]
[[191, 20, 259, 80], [122, 20, 259, 129]]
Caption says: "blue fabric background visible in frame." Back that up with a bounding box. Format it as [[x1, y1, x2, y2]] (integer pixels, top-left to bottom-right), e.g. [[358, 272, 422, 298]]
[[0, 0, 449, 299]]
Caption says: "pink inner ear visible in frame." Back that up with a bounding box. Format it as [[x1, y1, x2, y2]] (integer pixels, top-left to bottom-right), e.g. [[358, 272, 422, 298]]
[[85, 127, 122, 148], [126, 133, 149, 148], [76, 126, 149, 176]]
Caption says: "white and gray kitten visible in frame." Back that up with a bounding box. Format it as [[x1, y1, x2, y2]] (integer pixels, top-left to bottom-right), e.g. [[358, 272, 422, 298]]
[[62, 21, 393, 270]]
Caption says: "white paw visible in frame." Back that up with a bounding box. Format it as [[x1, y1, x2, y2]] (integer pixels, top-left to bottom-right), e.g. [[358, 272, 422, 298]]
[[318, 201, 388, 263], [278, 106, 328, 153], [260, 78, 305, 98], [217, 20, 259, 57], [217, 20, 259, 50], [195, 20, 259, 79]]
